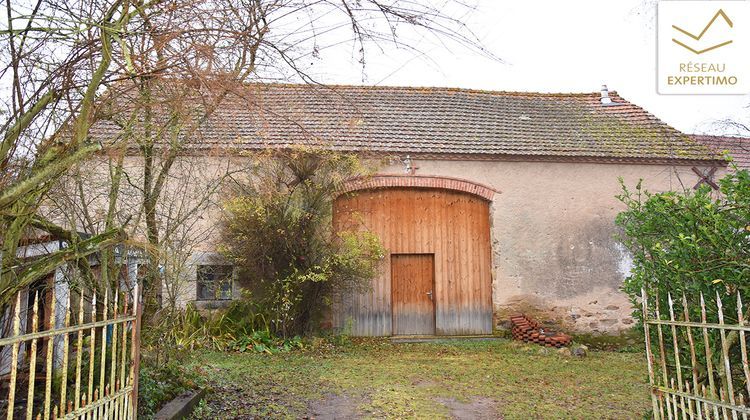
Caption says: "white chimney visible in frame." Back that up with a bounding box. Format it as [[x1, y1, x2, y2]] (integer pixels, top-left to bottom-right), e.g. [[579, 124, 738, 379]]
[[600, 84, 612, 105]]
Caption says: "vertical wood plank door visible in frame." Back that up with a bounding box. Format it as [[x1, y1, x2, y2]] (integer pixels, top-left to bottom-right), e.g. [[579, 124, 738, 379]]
[[391, 254, 435, 335], [333, 187, 492, 336]]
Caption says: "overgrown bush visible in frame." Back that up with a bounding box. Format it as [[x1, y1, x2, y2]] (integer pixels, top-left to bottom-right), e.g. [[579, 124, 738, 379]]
[[137, 295, 284, 415], [138, 359, 201, 418], [219, 148, 384, 336], [143, 295, 284, 351], [616, 168, 750, 394], [617, 168, 749, 311]]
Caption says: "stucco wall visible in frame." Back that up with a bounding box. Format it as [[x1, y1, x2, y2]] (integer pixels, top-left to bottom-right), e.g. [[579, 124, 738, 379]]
[[88, 153, 723, 335], [375, 159, 723, 335]]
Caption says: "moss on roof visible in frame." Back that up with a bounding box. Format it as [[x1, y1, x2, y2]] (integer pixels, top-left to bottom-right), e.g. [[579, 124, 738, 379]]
[[90, 83, 722, 163]]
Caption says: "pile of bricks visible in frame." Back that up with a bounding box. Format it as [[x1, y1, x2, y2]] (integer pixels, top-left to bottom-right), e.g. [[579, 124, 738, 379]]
[[510, 314, 572, 348]]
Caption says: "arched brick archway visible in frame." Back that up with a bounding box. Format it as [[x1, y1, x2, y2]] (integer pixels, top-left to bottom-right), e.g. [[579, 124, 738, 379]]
[[339, 175, 498, 201]]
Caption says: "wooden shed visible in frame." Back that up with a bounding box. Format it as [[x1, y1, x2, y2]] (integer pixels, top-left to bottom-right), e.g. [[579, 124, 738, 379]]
[[333, 175, 497, 336]]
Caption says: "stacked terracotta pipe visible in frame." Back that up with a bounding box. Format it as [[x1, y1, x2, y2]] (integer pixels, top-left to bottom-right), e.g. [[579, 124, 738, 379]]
[[510, 314, 572, 348]]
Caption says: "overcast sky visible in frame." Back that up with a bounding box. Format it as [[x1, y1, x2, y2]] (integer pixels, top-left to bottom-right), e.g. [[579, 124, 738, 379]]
[[304, 0, 749, 135]]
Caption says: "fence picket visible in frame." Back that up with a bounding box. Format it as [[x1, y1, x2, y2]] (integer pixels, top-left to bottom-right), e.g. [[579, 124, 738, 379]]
[[657, 393, 665, 420], [643, 289, 750, 419], [682, 294, 701, 398], [129, 282, 142, 417], [87, 292, 96, 412], [120, 293, 128, 392], [685, 381, 698, 419], [701, 385, 712, 420], [656, 291, 670, 386], [74, 292, 84, 412], [7, 292, 22, 420], [642, 289, 662, 419], [98, 288, 108, 420], [667, 392, 675, 420], [93, 388, 99, 419], [44, 286, 55, 420], [701, 293, 718, 398], [736, 292, 750, 400], [719, 387, 729, 420], [110, 292, 119, 397], [694, 382, 703, 420], [26, 292, 39, 420], [60, 293, 71, 414], [1, 279, 141, 419], [668, 293, 688, 419], [671, 378, 679, 419], [118, 293, 128, 420], [103, 388, 108, 420], [716, 292, 738, 420], [739, 394, 747, 420]]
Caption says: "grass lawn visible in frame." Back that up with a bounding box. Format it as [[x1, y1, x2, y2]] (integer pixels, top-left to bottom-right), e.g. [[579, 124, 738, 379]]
[[187, 338, 650, 419]]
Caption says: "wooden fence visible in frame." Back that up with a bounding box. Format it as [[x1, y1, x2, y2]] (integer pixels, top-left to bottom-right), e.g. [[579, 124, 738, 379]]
[[0, 283, 141, 419], [641, 288, 750, 419]]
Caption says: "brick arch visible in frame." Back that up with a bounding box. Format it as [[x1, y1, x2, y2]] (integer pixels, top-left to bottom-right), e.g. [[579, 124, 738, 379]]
[[340, 175, 498, 201]]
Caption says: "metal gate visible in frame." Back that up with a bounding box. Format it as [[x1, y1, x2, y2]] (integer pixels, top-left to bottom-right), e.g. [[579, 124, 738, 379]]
[[1, 283, 142, 419], [641, 288, 750, 419]]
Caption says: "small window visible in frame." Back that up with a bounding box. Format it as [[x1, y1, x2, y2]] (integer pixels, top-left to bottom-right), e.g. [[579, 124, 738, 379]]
[[196, 265, 233, 301]]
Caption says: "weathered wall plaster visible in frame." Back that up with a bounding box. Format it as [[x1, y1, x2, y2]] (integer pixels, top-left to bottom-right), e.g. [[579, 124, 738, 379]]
[[377, 159, 722, 335], [82, 155, 723, 335]]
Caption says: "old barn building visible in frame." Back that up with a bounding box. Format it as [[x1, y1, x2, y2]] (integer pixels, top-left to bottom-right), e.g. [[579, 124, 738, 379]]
[[95, 84, 726, 336]]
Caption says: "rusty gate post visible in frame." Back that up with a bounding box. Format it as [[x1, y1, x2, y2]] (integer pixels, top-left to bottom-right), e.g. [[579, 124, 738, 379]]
[[130, 281, 143, 418]]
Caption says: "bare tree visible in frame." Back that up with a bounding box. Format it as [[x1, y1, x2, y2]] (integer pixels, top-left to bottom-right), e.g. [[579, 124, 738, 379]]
[[0, 0, 139, 304], [78, 0, 492, 312], [2, 0, 492, 310]]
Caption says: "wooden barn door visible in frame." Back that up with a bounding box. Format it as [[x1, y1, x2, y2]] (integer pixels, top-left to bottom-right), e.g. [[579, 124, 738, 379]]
[[391, 254, 435, 335]]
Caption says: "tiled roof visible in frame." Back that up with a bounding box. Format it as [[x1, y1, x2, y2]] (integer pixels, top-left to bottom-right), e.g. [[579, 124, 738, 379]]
[[690, 135, 750, 169], [91, 84, 721, 163]]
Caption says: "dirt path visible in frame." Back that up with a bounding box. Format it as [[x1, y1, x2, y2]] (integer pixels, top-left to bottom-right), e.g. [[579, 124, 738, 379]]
[[435, 396, 501, 419], [307, 394, 365, 419], [306, 393, 500, 419]]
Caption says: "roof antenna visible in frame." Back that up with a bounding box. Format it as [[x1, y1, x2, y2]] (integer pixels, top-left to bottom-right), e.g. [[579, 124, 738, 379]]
[[600, 84, 613, 105]]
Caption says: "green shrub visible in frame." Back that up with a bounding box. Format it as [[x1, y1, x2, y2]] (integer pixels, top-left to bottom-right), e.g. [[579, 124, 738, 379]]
[[144, 293, 307, 356], [616, 168, 750, 393], [138, 359, 201, 418], [617, 169, 749, 305], [219, 148, 384, 337]]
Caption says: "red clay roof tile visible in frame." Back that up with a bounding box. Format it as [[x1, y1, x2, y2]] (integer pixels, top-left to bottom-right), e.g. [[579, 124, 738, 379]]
[[91, 83, 721, 163], [690, 135, 750, 169]]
